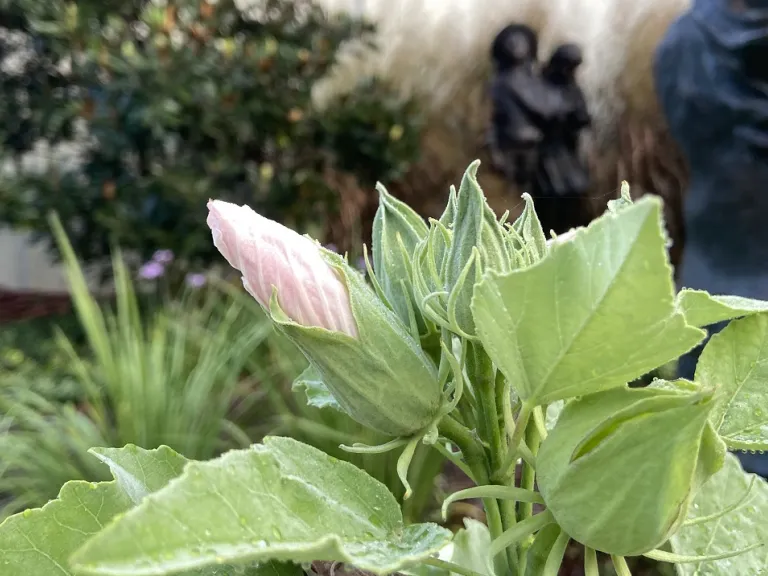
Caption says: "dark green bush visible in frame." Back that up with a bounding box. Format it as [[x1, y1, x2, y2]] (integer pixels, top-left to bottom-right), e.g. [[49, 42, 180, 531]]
[[0, 0, 422, 272]]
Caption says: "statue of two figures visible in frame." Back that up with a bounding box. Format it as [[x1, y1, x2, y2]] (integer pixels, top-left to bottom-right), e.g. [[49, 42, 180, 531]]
[[487, 24, 591, 236]]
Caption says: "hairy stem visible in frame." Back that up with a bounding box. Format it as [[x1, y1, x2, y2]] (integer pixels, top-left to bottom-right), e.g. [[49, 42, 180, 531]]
[[496, 401, 534, 481], [516, 413, 542, 573], [438, 416, 511, 576]]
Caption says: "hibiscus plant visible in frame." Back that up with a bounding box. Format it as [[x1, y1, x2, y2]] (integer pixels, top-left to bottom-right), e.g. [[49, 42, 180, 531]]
[[1, 161, 767, 576]]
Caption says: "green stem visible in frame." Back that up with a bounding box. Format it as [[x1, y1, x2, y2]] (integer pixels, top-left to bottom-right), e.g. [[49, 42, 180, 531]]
[[441, 485, 543, 519], [518, 422, 542, 521], [421, 557, 487, 576], [277, 416, 360, 447], [489, 510, 554, 559], [481, 384, 504, 473], [542, 529, 570, 576], [643, 542, 766, 564], [404, 444, 445, 524], [496, 401, 534, 481], [584, 547, 599, 576], [433, 440, 476, 483], [473, 347, 519, 574], [612, 555, 632, 576], [438, 416, 510, 576], [516, 412, 542, 573], [533, 405, 548, 440], [501, 382, 536, 467]]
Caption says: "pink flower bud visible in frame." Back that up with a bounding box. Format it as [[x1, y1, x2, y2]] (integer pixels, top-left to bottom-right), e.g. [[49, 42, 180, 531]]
[[206, 200, 358, 338]]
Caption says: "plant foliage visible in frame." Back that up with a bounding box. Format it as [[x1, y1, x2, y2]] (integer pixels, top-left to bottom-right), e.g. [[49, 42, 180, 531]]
[[1, 162, 767, 576]]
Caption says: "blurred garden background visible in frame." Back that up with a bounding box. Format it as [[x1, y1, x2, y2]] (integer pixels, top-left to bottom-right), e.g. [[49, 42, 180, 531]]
[[0, 0, 462, 529]]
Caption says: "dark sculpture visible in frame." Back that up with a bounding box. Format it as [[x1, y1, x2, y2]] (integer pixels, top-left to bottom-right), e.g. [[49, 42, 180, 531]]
[[488, 24, 546, 191], [534, 43, 592, 234], [488, 25, 592, 235], [654, 0, 768, 476]]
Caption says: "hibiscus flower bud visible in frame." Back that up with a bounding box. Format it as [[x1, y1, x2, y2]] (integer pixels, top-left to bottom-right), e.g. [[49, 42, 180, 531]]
[[207, 200, 442, 437], [536, 385, 726, 556], [207, 200, 357, 337]]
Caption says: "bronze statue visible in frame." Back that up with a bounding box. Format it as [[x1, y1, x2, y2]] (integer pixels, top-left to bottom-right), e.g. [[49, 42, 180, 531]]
[[488, 25, 592, 235]]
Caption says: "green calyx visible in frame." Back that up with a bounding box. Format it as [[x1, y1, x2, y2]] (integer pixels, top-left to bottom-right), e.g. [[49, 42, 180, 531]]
[[410, 161, 546, 339], [269, 249, 442, 437], [371, 183, 433, 339], [443, 161, 512, 337], [536, 385, 726, 557], [508, 193, 548, 267]]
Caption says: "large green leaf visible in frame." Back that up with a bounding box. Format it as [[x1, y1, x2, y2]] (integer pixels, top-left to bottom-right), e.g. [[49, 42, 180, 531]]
[[670, 453, 768, 575], [676, 289, 768, 328], [472, 197, 704, 404], [696, 314, 768, 450], [71, 437, 452, 576], [0, 445, 287, 576]]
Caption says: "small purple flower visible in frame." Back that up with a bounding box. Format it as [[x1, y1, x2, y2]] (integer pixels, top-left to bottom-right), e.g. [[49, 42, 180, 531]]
[[324, 243, 338, 253], [356, 256, 367, 274], [185, 273, 207, 288], [152, 249, 175, 264], [139, 261, 165, 280]]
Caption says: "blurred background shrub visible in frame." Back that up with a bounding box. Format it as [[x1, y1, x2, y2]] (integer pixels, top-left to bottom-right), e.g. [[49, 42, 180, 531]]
[[0, 0, 423, 274], [0, 216, 271, 516]]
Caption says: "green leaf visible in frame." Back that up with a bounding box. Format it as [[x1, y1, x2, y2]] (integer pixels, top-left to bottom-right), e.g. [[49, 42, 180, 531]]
[[450, 519, 494, 576], [439, 186, 458, 228], [677, 289, 768, 328], [71, 437, 452, 575], [0, 481, 131, 576], [445, 161, 511, 335], [670, 453, 768, 575], [372, 183, 430, 333], [606, 181, 633, 214], [472, 197, 705, 404], [292, 365, 344, 412], [648, 379, 701, 394], [510, 193, 547, 263], [536, 386, 724, 557], [0, 445, 279, 576], [696, 314, 768, 450], [545, 401, 565, 431], [89, 444, 189, 505]]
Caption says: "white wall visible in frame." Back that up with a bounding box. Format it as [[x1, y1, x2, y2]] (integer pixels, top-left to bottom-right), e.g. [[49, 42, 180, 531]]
[[0, 229, 70, 292], [0, 138, 86, 293]]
